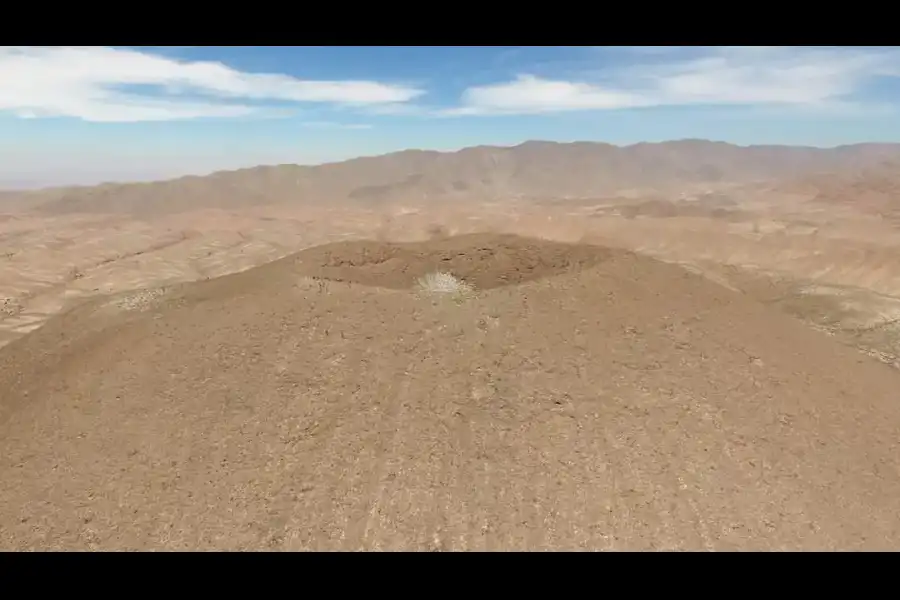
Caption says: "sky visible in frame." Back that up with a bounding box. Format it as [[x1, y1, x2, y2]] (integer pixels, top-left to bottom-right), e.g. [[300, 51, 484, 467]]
[[3, 45, 900, 188]]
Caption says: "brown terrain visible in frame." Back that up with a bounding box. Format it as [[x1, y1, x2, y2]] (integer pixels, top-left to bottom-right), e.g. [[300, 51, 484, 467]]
[[2, 139, 900, 550]]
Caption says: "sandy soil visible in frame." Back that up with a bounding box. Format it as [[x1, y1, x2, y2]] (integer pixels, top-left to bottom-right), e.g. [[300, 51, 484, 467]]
[[2, 234, 900, 550], [3, 141, 900, 550]]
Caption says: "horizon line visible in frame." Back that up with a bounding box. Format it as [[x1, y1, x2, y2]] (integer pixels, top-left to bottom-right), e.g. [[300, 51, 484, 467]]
[[4, 137, 900, 192]]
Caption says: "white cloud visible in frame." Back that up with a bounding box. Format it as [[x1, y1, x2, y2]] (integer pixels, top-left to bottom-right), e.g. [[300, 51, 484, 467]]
[[448, 75, 652, 115], [453, 46, 900, 115], [0, 46, 424, 122]]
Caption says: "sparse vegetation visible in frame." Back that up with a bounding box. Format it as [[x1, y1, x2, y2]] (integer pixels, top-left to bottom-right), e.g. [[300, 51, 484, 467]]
[[415, 271, 475, 299], [111, 286, 168, 311], [1, 297, 22, 318], [297, 276, 330, 293]]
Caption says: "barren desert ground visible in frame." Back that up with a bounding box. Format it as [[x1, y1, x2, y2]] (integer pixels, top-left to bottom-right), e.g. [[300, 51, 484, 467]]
[[3, 140, 900, 550]]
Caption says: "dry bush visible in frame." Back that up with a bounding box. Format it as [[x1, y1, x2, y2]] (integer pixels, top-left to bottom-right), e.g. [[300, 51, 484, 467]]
[[296, 276, 330, 293], [1, 297, 23, 318], [415, 271, 475, 298], [111, 287, 169, 312]]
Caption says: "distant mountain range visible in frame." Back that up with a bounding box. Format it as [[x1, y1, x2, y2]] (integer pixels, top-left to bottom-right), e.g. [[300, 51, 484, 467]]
[[8, 140, 900, 216]]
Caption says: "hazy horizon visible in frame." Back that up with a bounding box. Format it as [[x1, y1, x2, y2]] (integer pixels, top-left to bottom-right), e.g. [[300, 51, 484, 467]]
[[4, 45, 900, 188]]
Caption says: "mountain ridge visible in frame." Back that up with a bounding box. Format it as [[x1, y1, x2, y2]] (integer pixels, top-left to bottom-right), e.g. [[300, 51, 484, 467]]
[[7, 139, 900, 217]]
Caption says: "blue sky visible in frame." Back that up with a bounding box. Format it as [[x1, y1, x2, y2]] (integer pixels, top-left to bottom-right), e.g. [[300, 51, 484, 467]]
[[2, 45, 900, 188]]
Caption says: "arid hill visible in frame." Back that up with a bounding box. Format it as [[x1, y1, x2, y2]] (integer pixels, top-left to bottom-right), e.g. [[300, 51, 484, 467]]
[[772, 160, 900, 221], [9, 140, 900, 217], [2, 234, 899, 550]]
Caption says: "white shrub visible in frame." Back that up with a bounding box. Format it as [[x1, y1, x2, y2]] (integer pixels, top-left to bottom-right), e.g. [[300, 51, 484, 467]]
[[416, 271, 475, 297], [111, 286, 168, 312]]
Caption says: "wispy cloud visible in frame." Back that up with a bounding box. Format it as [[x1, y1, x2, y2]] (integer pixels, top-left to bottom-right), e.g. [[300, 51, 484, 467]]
[[450, 46, 900, 115], [0, 46, 424, 123]]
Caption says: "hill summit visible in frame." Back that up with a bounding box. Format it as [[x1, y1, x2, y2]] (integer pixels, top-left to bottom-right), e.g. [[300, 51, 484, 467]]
[[2, 234, 899, 550]]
